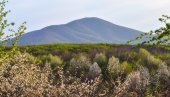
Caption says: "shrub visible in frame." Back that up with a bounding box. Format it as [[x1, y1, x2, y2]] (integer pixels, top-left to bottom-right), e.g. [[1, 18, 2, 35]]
[[108, 56, 120, 75], [107, 56, 133, 80], [0, 52, 103, 97], [157, 62, 170, 90], [69, 54, 91, 77], [139, 48, 162, 74], [121, 61, 133, 75], [88, 62, 101, 79], [0, 53, 54, 96], [124, 51, 138, 62], [26, 53, 41, 64], [156, 53, 170, 66], [94, 53, 107, 66], [93, 53, 108, 80], [41, 54, 63, 70], [115, 66, 150, 97]]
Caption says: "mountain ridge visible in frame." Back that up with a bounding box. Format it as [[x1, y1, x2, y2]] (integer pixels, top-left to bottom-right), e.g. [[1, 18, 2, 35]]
[[10, 17, 144, 45]]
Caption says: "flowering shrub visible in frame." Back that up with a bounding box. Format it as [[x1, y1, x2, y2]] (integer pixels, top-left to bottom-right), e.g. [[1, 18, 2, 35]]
[[0, 53, 103, 97], [115, 66, 150, 97], [0, 53, 54, 96], [0, 51, 169, 96]]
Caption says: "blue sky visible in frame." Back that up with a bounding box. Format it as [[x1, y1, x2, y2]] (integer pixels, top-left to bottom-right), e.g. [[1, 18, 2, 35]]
[[6, 0, 170, 33]]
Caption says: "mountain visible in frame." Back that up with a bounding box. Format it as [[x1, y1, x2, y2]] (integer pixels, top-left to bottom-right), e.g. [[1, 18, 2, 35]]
[[12, 17, 144, 45]]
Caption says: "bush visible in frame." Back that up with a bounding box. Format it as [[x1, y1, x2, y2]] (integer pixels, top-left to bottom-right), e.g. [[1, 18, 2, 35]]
[[26, 53, 41, 64], [0, 51, 169, 96], [41, 54, 63, 70], [139, 48, 162, 74], [93, 53, 108, 79], [157, 62, 170, 89], [94, 53, 107, 66], [88, 62, 101, 79], [124, 51, 138, 63], [107, 56, 133, 79], [69, 54, 91, 77], [0, 52, 103, 97], [0, 53, 54, 96], [115, 66, 150, 97], [156, 53, 170, 66], [121, 61, 133, 75], [108, 56, 120, 75]]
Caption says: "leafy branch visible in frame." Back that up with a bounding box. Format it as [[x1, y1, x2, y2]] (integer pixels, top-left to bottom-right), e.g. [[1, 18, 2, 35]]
[[128, 15, 170, 46], [0, 0, 26, 64]]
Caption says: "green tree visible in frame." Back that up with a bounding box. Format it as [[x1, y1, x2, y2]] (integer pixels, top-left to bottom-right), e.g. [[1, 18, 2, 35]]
[[128, 15, 170, 46], [0, 0, 26, 64]]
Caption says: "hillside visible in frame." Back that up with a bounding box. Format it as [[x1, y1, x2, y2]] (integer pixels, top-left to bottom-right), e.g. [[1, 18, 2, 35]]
[[12, 17, 144, 45]]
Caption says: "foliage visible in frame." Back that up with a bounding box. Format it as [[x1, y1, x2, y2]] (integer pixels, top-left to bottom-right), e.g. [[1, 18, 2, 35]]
[[93, 53, 108, 80], [157, 63, 170, 89], [107, 56, 123, 79], [108, 56, 133, 79], [117, 67, 150, 97], [139, 48, 162, 74], [128, 15, 170, 46], [0, 1, 169, 96], [0, 51, 169, 96], [0, 53, 103, 97], [94, 53, 107, 66], [120, 61, 133, 74], [108, 56, 120, 75], [88, 62, 101, 79], [40, 54, 63, 70], [69, 54, 91, 77], [156, 53, 170, 66], [0, 0, 26, 64], [26, 53, 41, 64]]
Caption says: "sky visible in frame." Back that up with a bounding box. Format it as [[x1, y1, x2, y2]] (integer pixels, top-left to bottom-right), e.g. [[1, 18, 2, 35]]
[[6, 0, 170, 33]]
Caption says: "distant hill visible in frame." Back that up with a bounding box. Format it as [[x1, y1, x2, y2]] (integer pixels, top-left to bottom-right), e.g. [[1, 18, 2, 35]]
[[10, 17, 144, 45]]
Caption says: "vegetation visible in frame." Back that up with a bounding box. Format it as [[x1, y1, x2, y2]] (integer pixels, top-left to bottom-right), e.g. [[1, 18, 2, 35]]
[[1, 47, 170, 96], [14, 44, 170, 66], [0, 0, 26, 64], [128, 15, 170, 46], [0, 0, 169, 96]]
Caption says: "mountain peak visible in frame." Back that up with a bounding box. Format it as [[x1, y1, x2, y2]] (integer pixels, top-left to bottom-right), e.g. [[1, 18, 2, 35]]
[[12, 18, 143, 45], [67, 17, 108, 24], [79, 17, 103, 20], [75, 17, 103, 21]]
